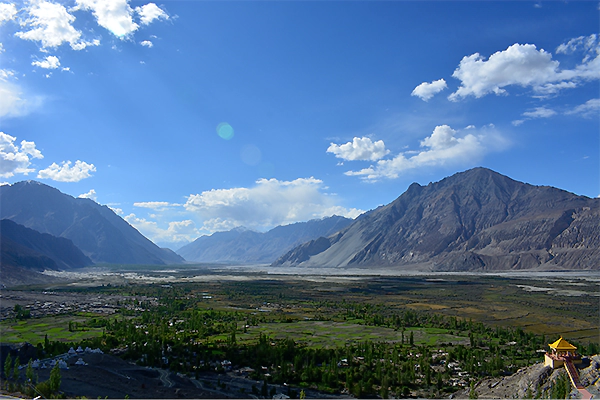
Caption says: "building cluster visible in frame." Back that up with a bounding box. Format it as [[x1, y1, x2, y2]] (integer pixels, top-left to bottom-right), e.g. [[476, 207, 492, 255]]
[[24, 346, 104, 371]]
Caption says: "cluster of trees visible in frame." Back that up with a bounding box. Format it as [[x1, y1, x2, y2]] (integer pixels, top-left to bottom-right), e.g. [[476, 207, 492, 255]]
[[2, 353, 62, 398], [12, 304, 31, 320], [25, 282, 597, 399], [61, 295, 561, 397]]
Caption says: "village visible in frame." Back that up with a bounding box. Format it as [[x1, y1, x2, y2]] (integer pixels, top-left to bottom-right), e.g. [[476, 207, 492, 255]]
[[0, 289, 157, 320]]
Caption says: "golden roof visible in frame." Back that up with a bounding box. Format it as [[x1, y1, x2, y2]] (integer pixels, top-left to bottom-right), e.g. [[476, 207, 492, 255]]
[[549, 337, 577, 351]]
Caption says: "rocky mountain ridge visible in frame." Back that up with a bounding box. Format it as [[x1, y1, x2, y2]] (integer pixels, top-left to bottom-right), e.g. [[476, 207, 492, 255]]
[[273, 168, 599, 271], [0, 181, 183, 265]]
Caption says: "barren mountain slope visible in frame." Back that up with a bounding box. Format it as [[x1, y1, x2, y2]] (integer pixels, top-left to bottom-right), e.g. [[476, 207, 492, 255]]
[[273, 168, 599, 271]]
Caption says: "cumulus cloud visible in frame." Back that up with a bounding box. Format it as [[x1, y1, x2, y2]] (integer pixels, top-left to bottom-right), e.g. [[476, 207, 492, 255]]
[[0, 3, 17, 24], [78, 188, 97, 201], [140, 40, 153, 47], [411, 79, 448, 101], [37, 160, 96, 182], [16, 1, 96, 50], [448, 39, 600, 101], [185, 177, 363, 232], [109, 206, 123, 215], [32, 55, 61, 69], [345, 125, 507, 181], [327, 137, 389, 161], [135, 3, 168, 25], [76, 0, 138, 38], [449, 44, 560, 100], [124, 214, 199, 246], [566, 98, 600, 118], [0, 132, 44, 178]]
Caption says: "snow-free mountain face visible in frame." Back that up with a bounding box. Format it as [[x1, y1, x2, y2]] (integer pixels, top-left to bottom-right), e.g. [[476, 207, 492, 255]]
[[273, 168, 600, 271], [0, 181, 184, 265], [0, 218, 93, 287], [0, 218, 92, 270], [177, 216, 353, 263]]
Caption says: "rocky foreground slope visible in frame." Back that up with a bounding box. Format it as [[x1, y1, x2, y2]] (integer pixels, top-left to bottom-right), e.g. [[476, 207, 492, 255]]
[[273, 168, 600, 271], [454, 355, 600, 399]]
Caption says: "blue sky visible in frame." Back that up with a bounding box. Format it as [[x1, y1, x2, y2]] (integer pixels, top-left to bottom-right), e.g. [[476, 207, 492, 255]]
[[0, 0, 598, 250]]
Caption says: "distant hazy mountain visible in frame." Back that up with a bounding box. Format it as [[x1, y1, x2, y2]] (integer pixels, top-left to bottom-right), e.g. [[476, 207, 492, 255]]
[[0, 181, 184, 265], [1, 219, 92, 270], [177, 216, 353, 263], [273, 168, 600, 271]]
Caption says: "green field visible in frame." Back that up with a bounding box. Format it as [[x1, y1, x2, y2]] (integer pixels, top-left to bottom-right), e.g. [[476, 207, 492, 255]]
[[0, 314, 107, 344], [231, 320, 469, 348]]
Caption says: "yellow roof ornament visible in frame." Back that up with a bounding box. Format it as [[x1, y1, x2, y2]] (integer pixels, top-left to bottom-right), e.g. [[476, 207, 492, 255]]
[[549, 337, 577, 351]]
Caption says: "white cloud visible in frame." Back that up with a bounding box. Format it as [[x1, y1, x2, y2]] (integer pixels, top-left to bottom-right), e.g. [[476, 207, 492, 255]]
[[37, 160, 96, 182], [78, 188, 97, 201], [32, 55, 61, 69], [76, 0, 138, 38], [327, 137, 389, 161], [566, 98, 600, 118], [411, 78, 448, 101], [0, 3, 17, 24], [185, 177, 363, 232], [109, 206, 123, 215], [345, 125, 508, 181], [16, 1, 94, 50], [133, 201, 172, 210], [448, 40, 600, 100], [135, 3, 168, 25], [124, 214, 199, 246], [449, 44, 560, 100], [0, 132, 44, 178], [522, 106, 557, 119], [556, 34, 598, 55], [140, 40, 153, 48]]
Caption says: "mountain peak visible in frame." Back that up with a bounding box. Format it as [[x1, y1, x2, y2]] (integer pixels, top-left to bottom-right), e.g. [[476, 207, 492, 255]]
[[273, 168, 599, 271]]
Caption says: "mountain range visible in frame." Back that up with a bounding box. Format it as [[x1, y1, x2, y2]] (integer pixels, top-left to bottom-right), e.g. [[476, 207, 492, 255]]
[[0, 218, 93, 287], [0, 181, 183, 266], [273, 168, 599, 271], [176, 216, 352, 263]]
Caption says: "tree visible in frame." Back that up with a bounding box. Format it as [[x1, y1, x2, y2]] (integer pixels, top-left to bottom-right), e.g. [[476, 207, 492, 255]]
[[12, 357, 20, 382], [409, 331, 414, 346], [469, 380, 478, 399], [49, 363, 61, 394], [26, 360, 37, 385], [4, 353, 12, 381], [261, 379, 268, 398]]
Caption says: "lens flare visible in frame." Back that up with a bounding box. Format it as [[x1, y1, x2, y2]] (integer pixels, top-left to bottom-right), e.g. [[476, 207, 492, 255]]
[[216, 122, 234, 140], [241, 144, 262, 166]]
